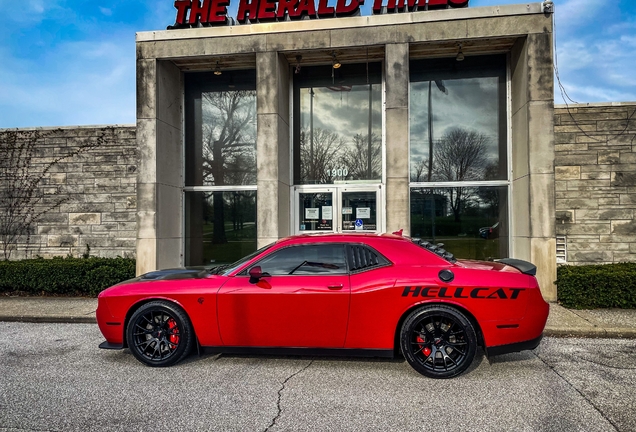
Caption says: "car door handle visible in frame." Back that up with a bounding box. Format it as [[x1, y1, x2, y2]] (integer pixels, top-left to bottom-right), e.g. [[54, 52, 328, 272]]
[[327, 284, 343, 290]]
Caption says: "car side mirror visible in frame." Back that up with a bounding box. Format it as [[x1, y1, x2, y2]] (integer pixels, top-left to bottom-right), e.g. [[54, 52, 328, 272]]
[[249, 266, 270, 284]]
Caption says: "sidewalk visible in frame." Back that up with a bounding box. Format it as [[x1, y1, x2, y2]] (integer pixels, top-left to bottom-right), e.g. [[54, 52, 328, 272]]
[[1, 296, 636, 338]]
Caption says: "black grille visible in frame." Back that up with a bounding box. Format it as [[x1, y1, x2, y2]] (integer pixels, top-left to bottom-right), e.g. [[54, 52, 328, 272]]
[[347, 245, 389, 272]]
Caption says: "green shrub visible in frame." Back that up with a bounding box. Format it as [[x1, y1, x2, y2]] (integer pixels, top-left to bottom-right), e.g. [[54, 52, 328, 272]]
[[0, 256, 136, 297], [557, 263, 636, 309]]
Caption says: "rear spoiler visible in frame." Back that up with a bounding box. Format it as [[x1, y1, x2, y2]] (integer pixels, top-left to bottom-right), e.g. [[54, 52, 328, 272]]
[[495, 258, 537, 276]]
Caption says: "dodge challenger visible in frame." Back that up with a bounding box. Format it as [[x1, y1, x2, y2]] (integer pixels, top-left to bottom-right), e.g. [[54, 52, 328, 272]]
[[97, 232, 549, 378]]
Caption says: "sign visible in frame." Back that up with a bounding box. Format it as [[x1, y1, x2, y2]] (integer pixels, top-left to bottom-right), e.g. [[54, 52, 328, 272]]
[[322, 206, 333, 220], [355, 219, 364, 231], [170, 0, 469, 28], [356, 207, 371, 219], [342, 207, 352, 215], [305, 208, 319, 219]]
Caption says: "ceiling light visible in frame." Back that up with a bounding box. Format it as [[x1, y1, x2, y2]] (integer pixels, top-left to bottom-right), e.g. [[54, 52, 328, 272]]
[[456, 44, 465, 62], [332, 52, 341, 69], [295, 55, 302, 74], [214, 61, 222, 76]]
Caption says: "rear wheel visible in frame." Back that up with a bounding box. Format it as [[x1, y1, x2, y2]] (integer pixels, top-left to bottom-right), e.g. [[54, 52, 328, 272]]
[[127, 301, 194, 367], [400, 305, 477, 378]]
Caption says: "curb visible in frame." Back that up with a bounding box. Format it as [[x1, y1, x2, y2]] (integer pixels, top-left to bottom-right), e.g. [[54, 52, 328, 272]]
[[544, 326, 636, 339], [0, 316, 96, 324]]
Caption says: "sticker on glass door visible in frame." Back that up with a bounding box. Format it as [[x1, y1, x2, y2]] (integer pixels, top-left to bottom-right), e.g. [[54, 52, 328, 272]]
[[299, 193, 333, 231], [342, 191, 376, 231]]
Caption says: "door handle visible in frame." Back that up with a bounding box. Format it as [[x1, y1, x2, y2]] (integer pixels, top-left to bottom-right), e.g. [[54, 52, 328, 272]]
[[327, 284, 343, 290]]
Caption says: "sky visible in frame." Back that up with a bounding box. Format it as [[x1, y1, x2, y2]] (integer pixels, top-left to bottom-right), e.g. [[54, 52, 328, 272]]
[[0, 0, 635, 128]]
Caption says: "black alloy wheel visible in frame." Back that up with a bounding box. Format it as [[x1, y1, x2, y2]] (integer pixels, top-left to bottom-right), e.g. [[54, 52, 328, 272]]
[[127, 301, 194, 367], [400, 305, 477, 378]]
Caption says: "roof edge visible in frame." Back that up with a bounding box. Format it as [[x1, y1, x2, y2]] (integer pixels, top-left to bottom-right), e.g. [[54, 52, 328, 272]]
[[137, 3, 545, 42]]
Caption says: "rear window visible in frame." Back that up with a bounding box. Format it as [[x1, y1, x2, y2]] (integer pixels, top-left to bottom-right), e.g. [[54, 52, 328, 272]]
[[411, 238, 457, 263]]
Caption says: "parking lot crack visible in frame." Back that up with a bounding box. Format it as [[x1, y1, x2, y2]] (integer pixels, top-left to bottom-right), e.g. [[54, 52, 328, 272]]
[[263, 359, 314, 432], [534, 352, 619, 431]]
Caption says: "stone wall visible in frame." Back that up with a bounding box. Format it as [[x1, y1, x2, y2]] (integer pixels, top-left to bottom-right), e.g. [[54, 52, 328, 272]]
[[554, 103, 636, 264], [0, 125, 137, 259]]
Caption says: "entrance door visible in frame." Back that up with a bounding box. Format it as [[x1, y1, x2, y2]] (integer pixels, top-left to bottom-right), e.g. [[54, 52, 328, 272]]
[[294, 185, 382, 234]]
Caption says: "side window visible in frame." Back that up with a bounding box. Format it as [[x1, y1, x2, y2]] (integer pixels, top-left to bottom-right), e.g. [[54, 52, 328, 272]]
[[346, 244, 390, 273], [255, 244, 347, 276]]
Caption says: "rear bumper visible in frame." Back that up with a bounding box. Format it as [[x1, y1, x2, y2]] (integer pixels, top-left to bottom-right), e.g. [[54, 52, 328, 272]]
[[485, 333, 543, 357], [99, 341, 124, 350]]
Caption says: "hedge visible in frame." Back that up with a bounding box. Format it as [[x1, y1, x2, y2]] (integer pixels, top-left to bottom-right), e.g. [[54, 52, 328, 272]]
[[0, 256, 136, 297], [557, 263, 636, 309]]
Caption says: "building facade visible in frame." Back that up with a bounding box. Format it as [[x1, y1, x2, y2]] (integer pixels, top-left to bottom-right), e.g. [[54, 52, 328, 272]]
[[135, 3, 557, 299]]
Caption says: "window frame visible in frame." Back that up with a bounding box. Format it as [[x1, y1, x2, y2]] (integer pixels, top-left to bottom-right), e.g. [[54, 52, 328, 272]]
[[407, 54, 513, 258], [183, 70, 258, 267]]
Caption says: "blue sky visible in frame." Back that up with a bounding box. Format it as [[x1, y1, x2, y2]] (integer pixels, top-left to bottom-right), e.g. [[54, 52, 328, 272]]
[[0, 0, 634, 127]]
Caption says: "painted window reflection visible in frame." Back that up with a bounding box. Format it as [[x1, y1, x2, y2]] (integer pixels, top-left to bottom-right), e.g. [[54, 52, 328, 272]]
[[185, 191, 257, 266], [186, 70, 257, 187], [409, 56, 507, 183], [410, 186, 508, 261], [294, 63, 383, 185]]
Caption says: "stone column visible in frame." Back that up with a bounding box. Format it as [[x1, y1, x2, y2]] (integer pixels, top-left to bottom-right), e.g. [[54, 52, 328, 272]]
[[136, 59, 183, 275], [256, 52, 290, 247], [510, 31, 557, 301], [385, 43, 410, 235]]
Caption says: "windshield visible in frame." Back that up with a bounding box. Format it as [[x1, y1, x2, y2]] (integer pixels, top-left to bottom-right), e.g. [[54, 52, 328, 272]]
[[209, 242, 275, 276]]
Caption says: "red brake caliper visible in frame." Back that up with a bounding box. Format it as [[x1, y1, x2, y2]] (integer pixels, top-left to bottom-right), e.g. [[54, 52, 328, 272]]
[[417, 336, 432, 357], [167, 318, 180, 349]]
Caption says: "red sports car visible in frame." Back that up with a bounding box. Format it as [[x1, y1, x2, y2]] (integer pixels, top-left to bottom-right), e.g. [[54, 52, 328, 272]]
[[97, 232, 549, 378]]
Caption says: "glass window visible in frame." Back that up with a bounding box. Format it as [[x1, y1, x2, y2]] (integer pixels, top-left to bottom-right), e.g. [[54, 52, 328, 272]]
[[293, 63, 383, 185], [254, 244, 347, 276], [184, 191, 257, 267], [298, 192, 334, 232], [185, 70, 257, 187], [341, 191, 377, 232], [410, 186, 508, 261], [184, 70, 258, 267], [409, 56, 507, 183]]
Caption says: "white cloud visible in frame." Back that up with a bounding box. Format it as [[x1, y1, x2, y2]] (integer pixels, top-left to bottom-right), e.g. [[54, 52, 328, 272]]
[[555, 0, 611, 31], [99, 7, 113, 16], [556, 80, 636, 103], [6, 0, 69, 24]]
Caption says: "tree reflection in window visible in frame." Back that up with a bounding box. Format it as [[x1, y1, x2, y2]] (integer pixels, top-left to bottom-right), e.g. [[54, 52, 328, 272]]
[[201, 90, 257, 186]]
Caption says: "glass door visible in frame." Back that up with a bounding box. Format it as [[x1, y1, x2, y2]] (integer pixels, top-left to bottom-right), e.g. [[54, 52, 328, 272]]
[[296, 188, 337, 233], [340, 189, 378, 232], [294, 185, 382, 234]]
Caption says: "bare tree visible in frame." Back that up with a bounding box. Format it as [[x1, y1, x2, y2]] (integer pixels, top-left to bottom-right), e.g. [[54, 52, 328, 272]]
[[432, 128, 490, 222], [0, 128, 113, 260], [341, 132, 382, 180], [410, 157, 429, 183], [201, 90, 256, 244], [299, 127, 345, 184]]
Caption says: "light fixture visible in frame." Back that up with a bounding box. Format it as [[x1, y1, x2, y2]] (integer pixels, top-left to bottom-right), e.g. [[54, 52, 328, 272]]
[[228, 75, 235, 88], [214, 60, 222, 75], [331, 52, 341, 69], [456, 44, 465, 62], [295, 55, 302, 74]]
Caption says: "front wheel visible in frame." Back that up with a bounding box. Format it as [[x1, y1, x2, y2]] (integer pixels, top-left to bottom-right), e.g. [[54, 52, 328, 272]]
[[127, 301, 194, 367], [400, 305, 477, 378]]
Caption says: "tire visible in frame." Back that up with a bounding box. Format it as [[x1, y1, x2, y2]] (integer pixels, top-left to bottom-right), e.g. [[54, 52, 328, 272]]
[[400, 305, 477, 379], [127, 300, 194, 367]]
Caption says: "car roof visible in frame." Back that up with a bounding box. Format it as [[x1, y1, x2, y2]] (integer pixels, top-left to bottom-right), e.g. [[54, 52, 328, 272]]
[[275, 232, 409, 245]]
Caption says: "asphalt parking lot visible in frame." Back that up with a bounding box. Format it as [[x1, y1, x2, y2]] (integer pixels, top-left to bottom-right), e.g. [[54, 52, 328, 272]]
[[1, 322, 635, 432]]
